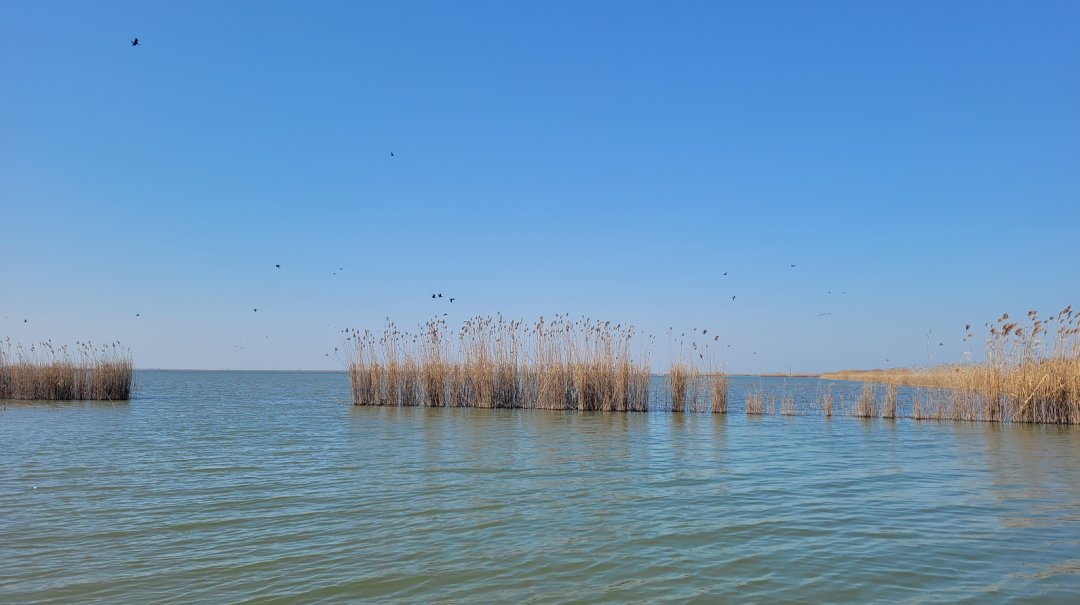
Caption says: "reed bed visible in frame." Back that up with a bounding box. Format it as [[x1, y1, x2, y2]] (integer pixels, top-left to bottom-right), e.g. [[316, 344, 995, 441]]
[[348, 307, 1077, 423], [0, 339, 134, 401], [822, 307, 1080, 424], [348, 315, 654, 411], [348, 316, 734, 413]]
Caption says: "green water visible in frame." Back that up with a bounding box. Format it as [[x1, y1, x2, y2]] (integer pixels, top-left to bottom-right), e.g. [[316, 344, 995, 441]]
[[2, 371, 1079, 603]]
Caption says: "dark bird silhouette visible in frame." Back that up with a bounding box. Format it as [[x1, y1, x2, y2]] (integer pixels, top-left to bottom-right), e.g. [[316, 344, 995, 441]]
[[722, 272, 728, 276], [714, 336, 720, 341], [136, 313, 140, 317], [253, 308, 258, 312], [438, 293, 443, 298], [131, 38, 139, 46], [432, 294, 436, 299], [449, 298, 455, 303], [731, 295, 736, 301], [24, 319, 28, 323], [390, 152, 395, 157], [790, 264, 797, 268], [275, 264, 281, 269]]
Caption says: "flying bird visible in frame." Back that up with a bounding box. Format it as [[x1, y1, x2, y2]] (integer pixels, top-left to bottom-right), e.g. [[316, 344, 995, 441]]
[[390, 152, 395, 157], [722, 272, 728, 276], [790, 264, 797, 268], [449, 298, 455, 303], [131, 38, 139, 46], [275, 264, 281, 269], [432, 294, 436, 299], [731, 296, 736, 301], [136, 313, 140, 317], [253, 308, 258, 312]]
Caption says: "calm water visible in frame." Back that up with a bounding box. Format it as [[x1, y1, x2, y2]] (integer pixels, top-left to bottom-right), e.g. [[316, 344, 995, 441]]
[[2, 371, 1080, 603]]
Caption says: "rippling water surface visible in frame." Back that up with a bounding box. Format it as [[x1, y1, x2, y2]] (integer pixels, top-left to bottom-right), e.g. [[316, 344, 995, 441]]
[[2, 371, 1080, 603]]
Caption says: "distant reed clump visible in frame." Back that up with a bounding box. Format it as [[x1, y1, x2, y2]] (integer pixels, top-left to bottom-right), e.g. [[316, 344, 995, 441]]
[[0, 339, 134, 401], [822, 307, 1080, 424], [347, 315, 653, 411]]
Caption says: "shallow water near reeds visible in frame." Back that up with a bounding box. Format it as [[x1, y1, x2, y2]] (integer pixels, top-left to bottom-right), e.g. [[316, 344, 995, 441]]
[[2, 371, 1080, 603]]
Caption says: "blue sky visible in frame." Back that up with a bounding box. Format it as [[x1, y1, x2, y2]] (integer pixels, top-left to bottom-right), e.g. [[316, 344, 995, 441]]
[[2, 1, 1078, 372]]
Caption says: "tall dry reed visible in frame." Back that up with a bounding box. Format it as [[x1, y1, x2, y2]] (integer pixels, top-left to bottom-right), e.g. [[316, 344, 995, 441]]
[[669, 363, 689, 413], [710, 372, 728, 414]]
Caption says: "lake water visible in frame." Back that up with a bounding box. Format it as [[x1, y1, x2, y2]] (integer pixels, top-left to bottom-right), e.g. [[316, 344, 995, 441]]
[[2, 371, 1079, 603]]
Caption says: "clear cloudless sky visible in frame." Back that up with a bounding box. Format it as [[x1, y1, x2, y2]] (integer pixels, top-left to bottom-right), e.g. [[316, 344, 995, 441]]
[[2, 1, 1078, 372]]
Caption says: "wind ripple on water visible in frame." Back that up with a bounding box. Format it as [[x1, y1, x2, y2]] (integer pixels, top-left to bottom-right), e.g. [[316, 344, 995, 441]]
[[1, 372, 1080, 603]]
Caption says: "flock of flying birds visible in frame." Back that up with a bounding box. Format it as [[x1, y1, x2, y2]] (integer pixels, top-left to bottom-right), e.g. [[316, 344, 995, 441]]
[[8, 262, 846, 334], [4, 37, 841, 357]]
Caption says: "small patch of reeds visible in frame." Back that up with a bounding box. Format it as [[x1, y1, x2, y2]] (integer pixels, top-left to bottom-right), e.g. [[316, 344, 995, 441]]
[[745, 389, 764, 415], [883, 381, 897, 419], [0, 339, 134, 401], [779, 392, 795, 416], [669, 362, 689, 413], [709, 372, 728, 414], [854, 383, 878, 418]]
